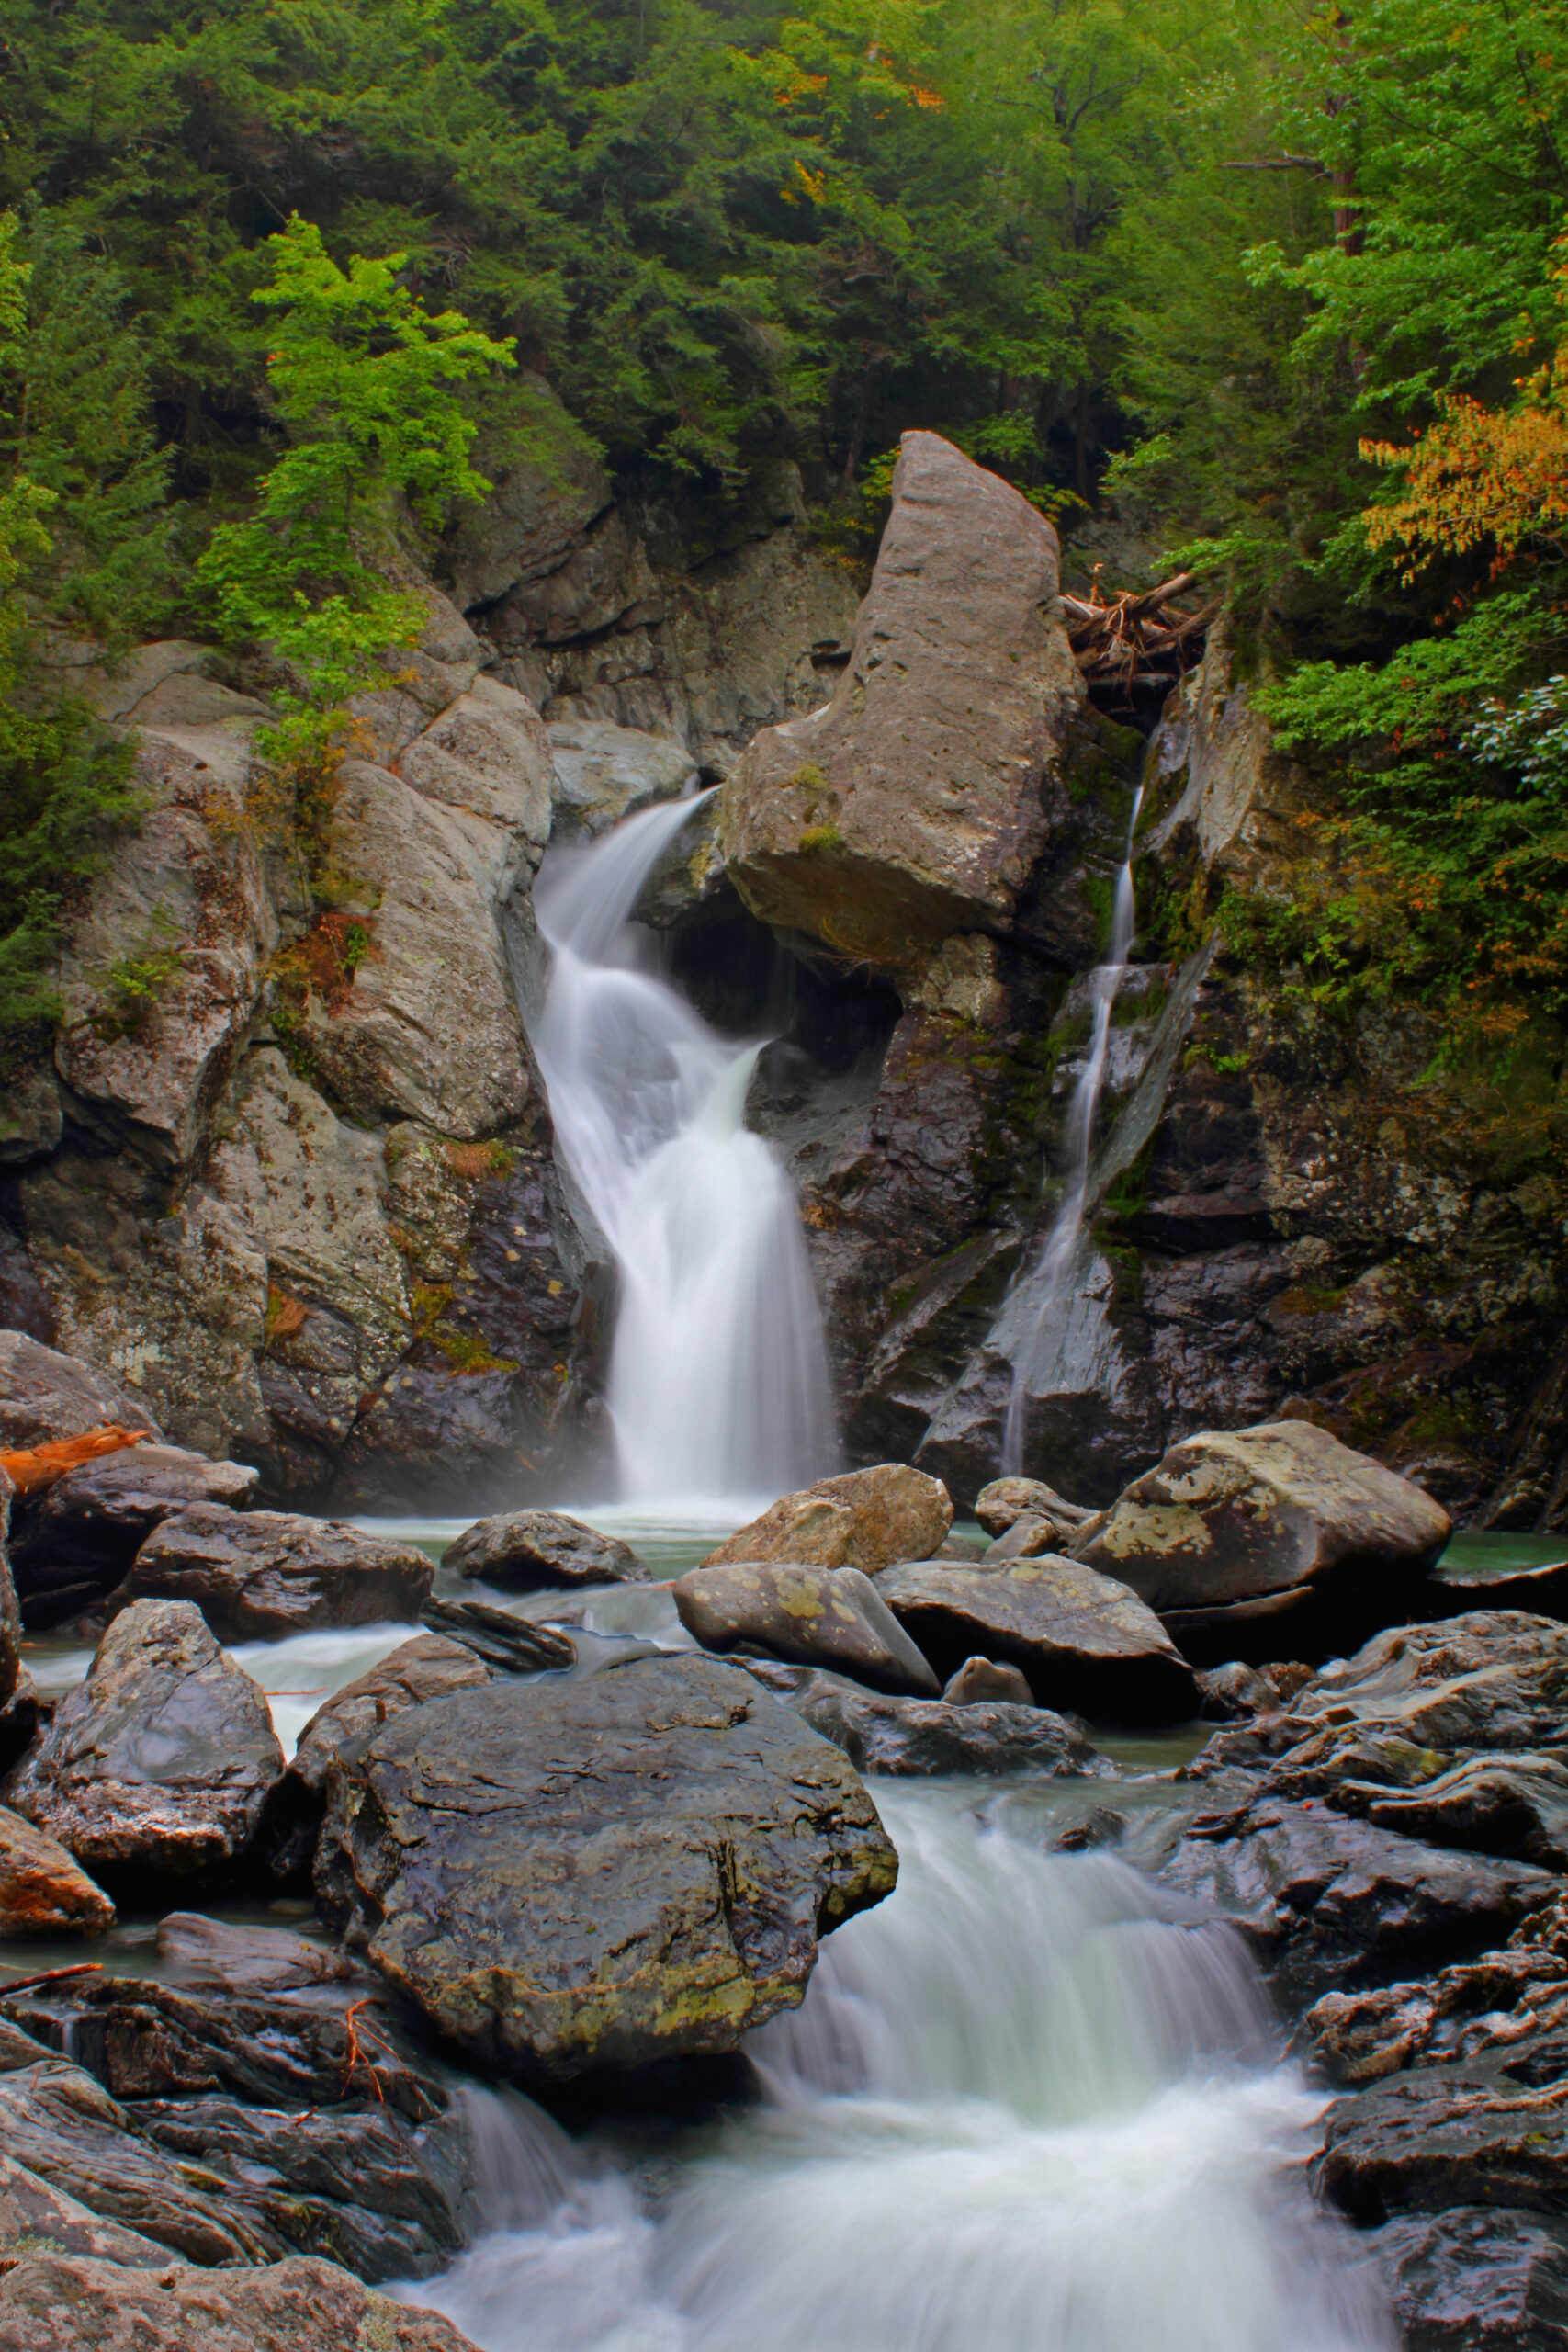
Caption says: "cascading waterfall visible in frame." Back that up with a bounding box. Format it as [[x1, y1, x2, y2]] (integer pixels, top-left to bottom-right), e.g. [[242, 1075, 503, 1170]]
[[1000, 784, 1145, 1473], [405, 1792, 1393, 2352], [532, 794, 837, 1505]]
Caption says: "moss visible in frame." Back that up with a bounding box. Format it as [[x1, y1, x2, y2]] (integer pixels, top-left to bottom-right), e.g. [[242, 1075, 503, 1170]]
[[1100, 1131, 1159, 1223], [1112, 975, 1168, 1026], [798, 823, 844, 854], [1080, 871, 1116, 955], [427, 1326, 520, 1377]]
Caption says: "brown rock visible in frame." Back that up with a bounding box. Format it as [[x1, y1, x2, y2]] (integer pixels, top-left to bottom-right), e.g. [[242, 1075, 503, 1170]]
[[444, 1508, 649, 1590], [0, 1804, 114, 1935], [985, 1510, 1066, 1562], [0, 2253, 479, 2352], [0, 2152, 168, 2267], [111, 1505, 434, 1642], [974, 1476, 1094, 1537], [942, 1656, 1034, 1705], [11, 1446, 260, 1618], [672, 1562, 940, 1696], [703, 1464, 952, 1576]]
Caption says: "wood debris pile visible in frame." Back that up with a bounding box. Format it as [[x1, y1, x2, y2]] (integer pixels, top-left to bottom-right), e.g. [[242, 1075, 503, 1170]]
[[1061, 571, 1218, 703]]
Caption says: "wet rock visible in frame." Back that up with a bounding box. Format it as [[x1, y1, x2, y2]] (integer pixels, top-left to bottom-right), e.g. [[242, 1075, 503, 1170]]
[[112, 1506, 434, 1642], [0, 1804, 115, 1935], [0, 1331, 163, 1451], [1426, 1548, 1568, 1623], [1368, 2208, 1568, 2352], [10, 1446, 260, 1623], [1316, 2044, 1568, 2229], [0, 2152, 169, 2267], [1158, 1795, 1552, 2011], [1073, 1419, 1451, 1626], [1193, 1659, 1312, 1722], [719, 431, 1084, 971], [703, 1464, 953, 1576], [874, 1556, 1198, 1723], [0, 1464, 21, 1706], [1, 1600, 283, 1883], [942, 1656, 1035, 1705], [1331, 1751, 1568, 1872], [672, 1562, 940, 1696], [975, 1476, 1094, 1537], [420, 1595, 575, 1673], [265, 1634, 491, 1881], [444, 1508, 649, 1591], [0, 2252, 479, 2352], [315, 1652, 897, 2081], [547, 719, 698, 840], [783, 1668, 1102, 1779], [1303, 1935, 1568, 2087], [1053, 1806, 1130, 1853]]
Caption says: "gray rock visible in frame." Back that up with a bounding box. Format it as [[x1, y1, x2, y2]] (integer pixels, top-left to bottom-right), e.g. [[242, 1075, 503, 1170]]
[[1193, 1659, 1309, 1721], [1, 1599, 283, 1882], [672, 1561, 939, 1696], [11, 1445, 260, 1614], [703, 1464, 953, 1577], [1073, 1419, 1451, 1616], [1331, 1750, 1568, 1873], [0, 1331, 163, 1451], [1316, 2048, 1568, 2230], [975, 1476, 1094, 1537], [111, 1506, 434, 1642], [547, 720, 698, 840], [784, 1668, 1102, 1779], [420, 1596, 575, 1673], [315, 1653, 897, 2080], [1368, 2208, 1568, 2352], [942, 1656, 1035, 1705], [0, 2252, 479, 2352], [0, 2152, 169, 2268], [0, 1804, 115, 1936], [444, 1508, 649, 1591], [719, 431, 1085, 971], [631, 793, 732, 929], [874, 1555, 1198, 1723]]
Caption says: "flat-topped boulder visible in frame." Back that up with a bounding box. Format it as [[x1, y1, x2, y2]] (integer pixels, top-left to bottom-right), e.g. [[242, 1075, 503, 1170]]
[[703, 1464, 952, 1577], [443, 1508, 649, 1591], [673, 1561, 939, 1695], [110, 1506, 434, 1642], [316, 1652, 897, 2081], [874, 1555, 1197, 1723], [1, 1600, 282, 1882]]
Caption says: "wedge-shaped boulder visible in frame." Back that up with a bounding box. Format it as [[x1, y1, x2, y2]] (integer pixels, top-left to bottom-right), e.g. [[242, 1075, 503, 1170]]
[[673, 1562, 939, 1696], [0, 2253, 479, 2352], [874, 1556, 1197, 1723], [1074, 1419, 1451, 1618], [0, 1804, 114, 1936], [111, 1506, 434, 1642], [703, 1464, 952, 1576], [1, 1600, 283, 1881], [444, 1508, 649, 1591], [315, 1653, 897, 2081]]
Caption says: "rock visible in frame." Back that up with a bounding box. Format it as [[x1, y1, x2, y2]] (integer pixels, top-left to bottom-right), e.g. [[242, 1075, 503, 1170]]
[[942, 1656, 1035, 1705], [783, 1668, 1102, 1779], [703, 1464, 953, 1576], [110, 1506, 434, 1643], [0, 1804, 115, 1935], [0, 2153, 169, 2267], [672, 1562, 939, 1696], [0, 2253, 479, 2352], [441, 386, 611, 610], [1, 1600, 284, 1883], [547, 719, 698, 840], [1331, 1751, 1568, 1872], [718, 431, 1085, 970], [1158, 1795, 1553, 2011], [1303, 1931, 1568, 2087], [264, 1634, 491, 1881], [1368, 2208, 1568, 2352], [1426, 1548, 1568, 1623], [874, 1556, 1198, 1723], [420, 1596, 575, 1673], [443, 1508, 649, 1591], [984, 1510, 1067, 1561], [315, 1653, 897, 2080], [0, 1331, 163, 1451], [1072, 1419, 1452, 1625], [10, 1446, 260, 1622], [0, 1464, 21, 1706], [975, 1476, 1094, 1536], [1316, 2047, 1568, 2229]]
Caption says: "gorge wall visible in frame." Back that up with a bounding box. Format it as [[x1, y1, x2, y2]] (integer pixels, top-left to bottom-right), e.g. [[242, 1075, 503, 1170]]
[[2, 425, 1563, 1527]]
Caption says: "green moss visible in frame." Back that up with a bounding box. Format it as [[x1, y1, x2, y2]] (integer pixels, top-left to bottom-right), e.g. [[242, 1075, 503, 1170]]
[[1100, 1131, 1159, 1223], [798, 823, 844, 854], [1080, 872, 1116, 955]]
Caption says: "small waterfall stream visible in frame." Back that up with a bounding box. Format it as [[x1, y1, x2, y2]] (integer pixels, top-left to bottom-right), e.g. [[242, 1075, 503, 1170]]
[[1000, 785, 1145, 1473], [532, 796, 836, 1505]]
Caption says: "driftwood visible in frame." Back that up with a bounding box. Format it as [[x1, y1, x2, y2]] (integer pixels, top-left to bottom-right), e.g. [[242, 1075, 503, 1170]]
[[1061, 570, 1218, 701], [0, 1426, 151, 1499]]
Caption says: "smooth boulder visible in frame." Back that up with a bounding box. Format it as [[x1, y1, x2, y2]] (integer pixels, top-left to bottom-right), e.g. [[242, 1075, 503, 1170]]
[[672, 1561, 939, 1696], [111, 1505, 434, 1641], [316, 1653, 897, 2080], [0, 2254, 479, 2352], [874, 1555, 1197, 1723], [942, 1657, 1035, 1705], [703, 1464, 953, 1576], [1, 1600, 283, 1880], [443, 1508, 649, 1591], [0, 1804, 114, 1936]]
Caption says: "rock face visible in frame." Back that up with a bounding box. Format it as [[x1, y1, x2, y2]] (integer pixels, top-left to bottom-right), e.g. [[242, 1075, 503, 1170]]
[[0, 1806, 115, 1936], [10, 1445, 260, 1629], [0, 2255, 479, 2352], [720, 433, 1085, 971], [316, 1653, 897, 2080], [703, 1464, 953, 1576], [443, 1508, 649, 1591], [874, 1556, 1197, 1722], [111, 1507, 434, 1642], [2, 1600, 283, 1881], [672, 1562, 940, 1696]]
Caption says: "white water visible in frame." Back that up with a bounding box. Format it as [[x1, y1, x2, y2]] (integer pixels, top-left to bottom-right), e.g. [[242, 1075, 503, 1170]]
[[532, 797, 837, 1505], [1001, 786, 1145, 1474], [407, 1792, 1393, 2352]]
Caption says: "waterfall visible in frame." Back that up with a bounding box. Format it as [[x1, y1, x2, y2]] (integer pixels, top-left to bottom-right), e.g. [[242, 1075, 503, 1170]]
[[404, 1791, 1393, 2352], [532, 794, 837, 1506], [1000, 785, 1145, 1473]]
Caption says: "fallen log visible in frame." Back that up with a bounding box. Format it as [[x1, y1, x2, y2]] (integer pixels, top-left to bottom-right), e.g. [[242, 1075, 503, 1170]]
[[0, 1426, 152, 1499]]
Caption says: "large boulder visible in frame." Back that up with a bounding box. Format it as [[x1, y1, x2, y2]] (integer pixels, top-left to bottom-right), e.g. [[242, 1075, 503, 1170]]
[[0, 1331, 163, 1450], [10, 1445, 260, 1627], [443, 1508, 649, 1591], [0, 1805, 115, 1937], [718, 431, 1085, 972], [702, 1464, 953, 1577], [672, 1562, 940, 1696], [0, 1465, 22, 1709], [873, 1556, 1197, 1723], [315, 1653, 897, 2080], [1, 1600, 283, 1882], [1073, 1419, 1452, 1645], [0, 2254, 478, 2352], [111, 1506, 434, 1642], [547, 719, 698, 840]]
